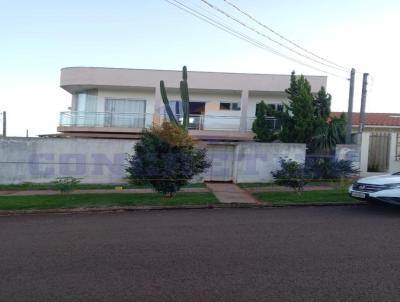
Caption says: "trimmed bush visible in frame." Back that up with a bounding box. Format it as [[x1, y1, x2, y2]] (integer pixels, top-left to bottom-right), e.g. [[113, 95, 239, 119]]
[[271, 158, 307, 192], [126, 122, 211, 197]]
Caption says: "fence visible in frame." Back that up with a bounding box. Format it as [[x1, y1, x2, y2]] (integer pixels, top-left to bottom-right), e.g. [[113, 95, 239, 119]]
[[0, 137, 306, 184]]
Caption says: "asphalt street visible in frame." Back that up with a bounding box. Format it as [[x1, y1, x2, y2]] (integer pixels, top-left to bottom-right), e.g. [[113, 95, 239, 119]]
[[1, 206, 400, 302]]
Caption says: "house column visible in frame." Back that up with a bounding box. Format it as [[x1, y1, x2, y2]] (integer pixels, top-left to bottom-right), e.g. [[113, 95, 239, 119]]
[[152, 85, 162, 126], [239, 89, 249, 132]]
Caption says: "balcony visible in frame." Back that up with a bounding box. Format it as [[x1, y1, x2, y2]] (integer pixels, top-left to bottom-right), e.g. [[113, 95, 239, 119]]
[[58, 111, 280, 140], [59, 111, 153, 129]]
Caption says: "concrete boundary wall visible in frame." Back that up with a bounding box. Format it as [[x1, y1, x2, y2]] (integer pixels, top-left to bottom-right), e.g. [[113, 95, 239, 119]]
[[0, 137, 306, 184]]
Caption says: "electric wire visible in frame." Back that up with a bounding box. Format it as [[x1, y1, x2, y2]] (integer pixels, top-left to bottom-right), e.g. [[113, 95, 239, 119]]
[[198, 0, 349, 73], [220, 0, 351, 72], [164, 0, 347, 79]]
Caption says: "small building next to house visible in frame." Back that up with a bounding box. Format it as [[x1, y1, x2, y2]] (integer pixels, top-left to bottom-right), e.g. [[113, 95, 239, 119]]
[[332, 112, 400, 175], [58, 67, 326, 141], [331, 112, 400, 133]]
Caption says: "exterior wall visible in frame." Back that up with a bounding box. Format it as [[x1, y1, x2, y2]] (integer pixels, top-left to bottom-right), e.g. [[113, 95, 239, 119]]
[[359, 132, 370, 175], [388, 133, 400, 173], [0, 137, 307, 184], [335, 144, 361, 171], [59, 67, 327, 136], [0, 137, 136, 184], [354, 131, 399, 176], [61, 67, 327, 94], [234, 142, 306, 183]]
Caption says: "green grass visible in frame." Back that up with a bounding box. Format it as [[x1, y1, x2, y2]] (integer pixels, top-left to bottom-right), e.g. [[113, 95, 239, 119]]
[[0, 192, 217, 210], [239, 179, 354, 189], [254, 189, 357, 204], [0, 182, 206, 191]]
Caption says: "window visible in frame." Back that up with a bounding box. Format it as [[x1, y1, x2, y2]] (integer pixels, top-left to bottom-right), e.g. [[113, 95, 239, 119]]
[[105, 98, 146, 128], [73, 91, 97, 112], [396, 133, 400, 161], [219, 102, 240, 111]]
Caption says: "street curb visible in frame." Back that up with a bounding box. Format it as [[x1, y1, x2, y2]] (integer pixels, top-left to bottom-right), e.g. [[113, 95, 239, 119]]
[[0, 202, 367, 216]]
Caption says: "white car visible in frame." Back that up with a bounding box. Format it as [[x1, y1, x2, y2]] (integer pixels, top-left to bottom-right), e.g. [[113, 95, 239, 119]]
[[349, 172, 400, 206]]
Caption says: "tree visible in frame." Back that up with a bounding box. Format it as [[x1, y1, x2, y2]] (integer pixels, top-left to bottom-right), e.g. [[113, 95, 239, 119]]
[[313, 86, 331, 121], [310, 113, 346, 154], [278, 71, 346, 154], [126, 122, 211, 197], [278, 71, 315, 144], [252, 101, 276, 142]]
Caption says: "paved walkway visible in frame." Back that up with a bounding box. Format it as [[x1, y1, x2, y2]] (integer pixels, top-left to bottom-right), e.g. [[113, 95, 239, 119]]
[[206, 183, 260, 204]]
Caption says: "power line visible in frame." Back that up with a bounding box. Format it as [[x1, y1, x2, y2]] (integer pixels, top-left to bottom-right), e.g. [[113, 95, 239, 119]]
[[197, 0, 349, 73], [164, 0, 347, 79], [220, 0, 351, 72]]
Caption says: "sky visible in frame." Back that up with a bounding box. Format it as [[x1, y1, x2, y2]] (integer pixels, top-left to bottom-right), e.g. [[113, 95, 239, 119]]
[[1, 0, 399, 136]]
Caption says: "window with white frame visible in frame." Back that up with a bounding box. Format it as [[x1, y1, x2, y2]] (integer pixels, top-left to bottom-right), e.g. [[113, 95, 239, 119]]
[[219, 102, 241, 111]]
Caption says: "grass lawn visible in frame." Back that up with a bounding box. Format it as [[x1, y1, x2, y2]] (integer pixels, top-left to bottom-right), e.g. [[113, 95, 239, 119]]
[[0, 182, 206, 191], [239, 179, 354, 189], [254, 189, 358, 204], [0, 192, 217, 210]]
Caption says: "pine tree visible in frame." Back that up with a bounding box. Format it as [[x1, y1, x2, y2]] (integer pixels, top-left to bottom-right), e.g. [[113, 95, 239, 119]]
[[279, 71, 315, 144], [313, 86, 331, 121], [252, 101, 276, 142]]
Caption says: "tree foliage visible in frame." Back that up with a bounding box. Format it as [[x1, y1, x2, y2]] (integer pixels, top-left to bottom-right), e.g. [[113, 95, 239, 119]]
[[126, 122, 211, 196], [278, 71, 316, 144], [252, 101, 277, 142], [277, 71, 346, 154], [305, 156, 359, 179]]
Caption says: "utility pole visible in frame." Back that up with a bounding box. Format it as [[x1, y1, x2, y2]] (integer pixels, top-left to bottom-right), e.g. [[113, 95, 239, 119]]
[[359, 73, 369, 133], [345, 68, 356, 144], [2, 111, 6, 137]]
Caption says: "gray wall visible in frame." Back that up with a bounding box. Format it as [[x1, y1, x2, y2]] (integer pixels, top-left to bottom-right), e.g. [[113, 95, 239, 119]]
[[234, 143, 306, 183], [0, 137, 306, 184], [336, 144, 361, 171], [0, 137, 136, 184]]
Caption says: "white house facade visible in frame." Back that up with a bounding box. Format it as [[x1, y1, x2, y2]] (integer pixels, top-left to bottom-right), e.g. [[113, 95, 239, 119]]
[[58, 67, 327, 141]]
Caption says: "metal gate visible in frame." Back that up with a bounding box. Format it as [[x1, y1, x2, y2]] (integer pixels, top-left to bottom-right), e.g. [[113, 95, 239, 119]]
[[368, 132, 390, 172], [204, 145, 235, 182]]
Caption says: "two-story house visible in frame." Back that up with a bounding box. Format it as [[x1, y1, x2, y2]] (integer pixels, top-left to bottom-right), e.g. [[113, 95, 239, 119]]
[[58, 67, 327, 141]]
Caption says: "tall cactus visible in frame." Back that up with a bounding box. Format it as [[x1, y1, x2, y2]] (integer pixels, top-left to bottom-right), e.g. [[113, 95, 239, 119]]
[[160, 66, 190, 129]]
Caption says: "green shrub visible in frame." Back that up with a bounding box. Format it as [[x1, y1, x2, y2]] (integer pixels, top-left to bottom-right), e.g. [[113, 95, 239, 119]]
[[126, 122, 211, 197], [271, 158, 307, 192], [53, 177, 81, 193]]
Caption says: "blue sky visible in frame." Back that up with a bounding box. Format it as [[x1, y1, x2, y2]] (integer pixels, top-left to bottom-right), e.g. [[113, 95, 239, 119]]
[[1, 0, 399, 136]]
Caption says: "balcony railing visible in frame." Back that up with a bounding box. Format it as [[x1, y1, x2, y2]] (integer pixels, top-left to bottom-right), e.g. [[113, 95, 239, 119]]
[[165, 114, 243, 131], [59, 111, 153, 129], [59, 111, 280, 132]]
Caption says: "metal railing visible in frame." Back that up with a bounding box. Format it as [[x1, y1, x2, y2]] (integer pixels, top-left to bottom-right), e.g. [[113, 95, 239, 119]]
[[60, 111, 281, 132], [163, 114, 242, 131], [59, 111, 153, 129]]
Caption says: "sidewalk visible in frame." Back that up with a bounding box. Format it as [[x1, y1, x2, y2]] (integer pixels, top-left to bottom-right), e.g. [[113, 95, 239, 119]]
[[206, 183, 260, 204]]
